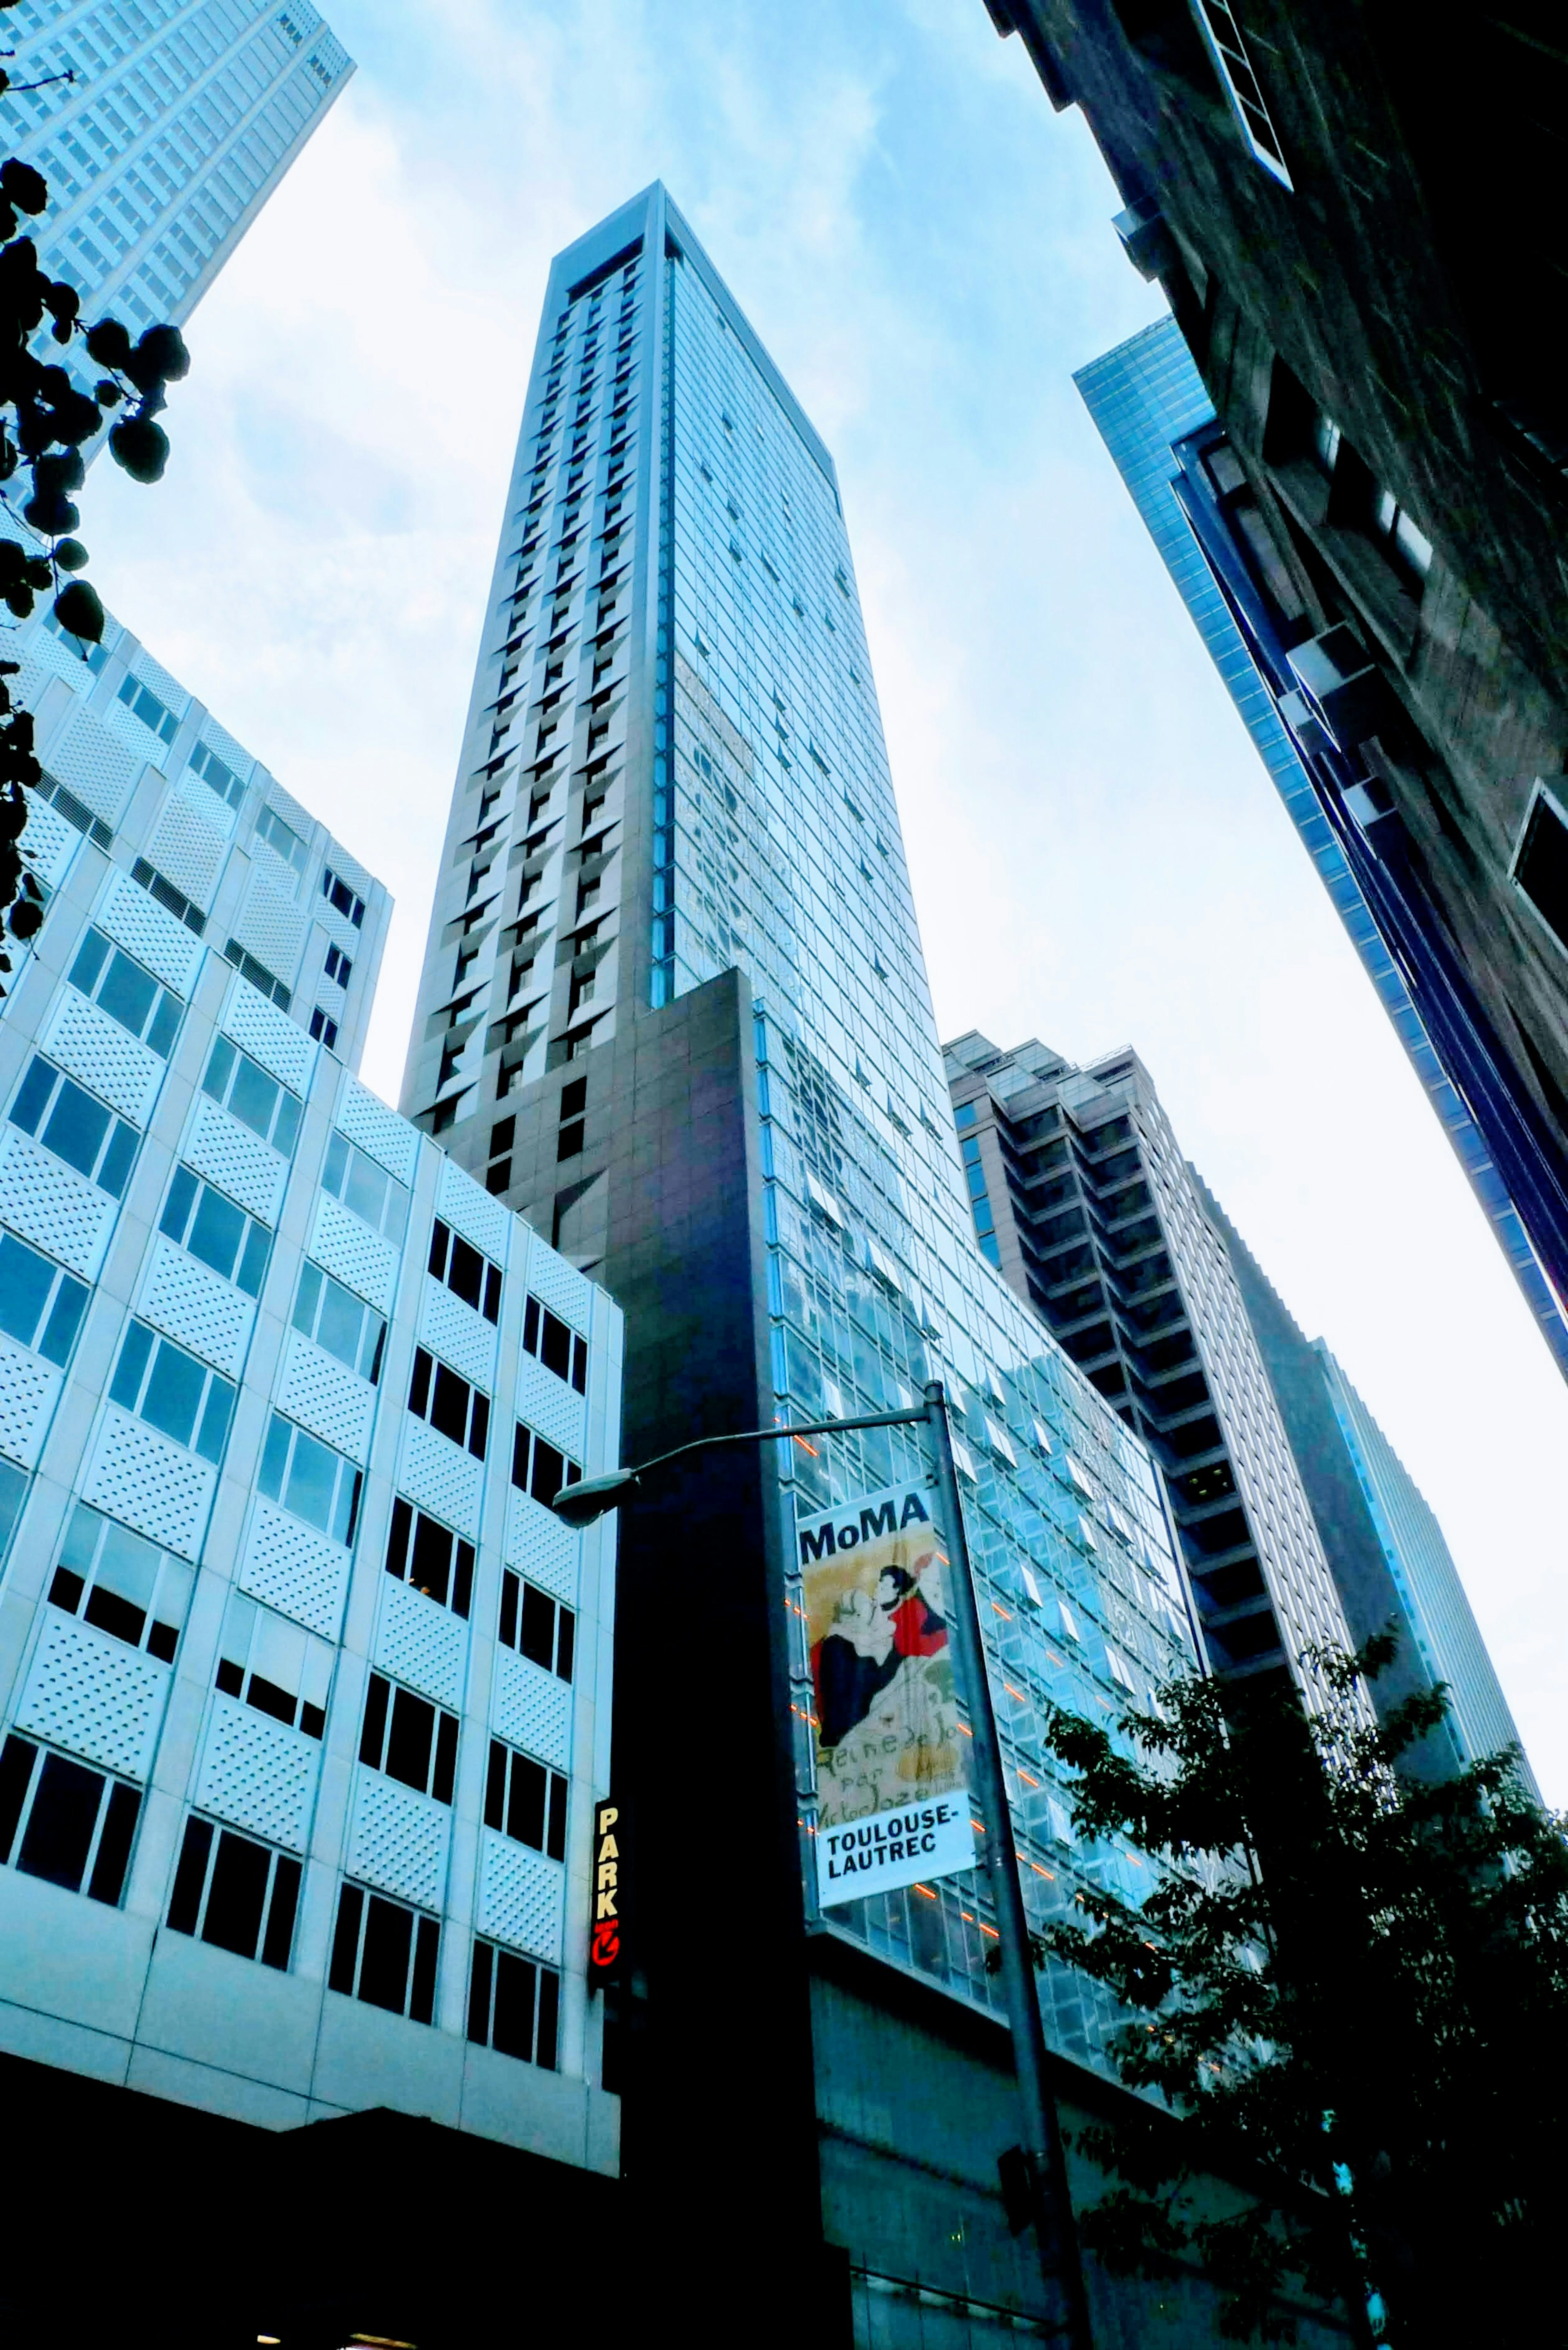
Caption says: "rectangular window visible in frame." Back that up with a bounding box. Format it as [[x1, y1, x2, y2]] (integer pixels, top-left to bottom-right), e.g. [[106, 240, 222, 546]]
[[328, 1883, 439, 2022], [166, 1816, 301, 1968], [291, 1260, 385, 1382], [159, 1164, 271, 1295], [50, 1502, 192, 1663], [324, 943, 352, 986], [187, 740, 247, 811], [258, 1411, 362, 1546], [1513, 786, 1568, 954], [322, 867, 366, 927], [359, 1672, 459, 1803], [497, 1568, 575, 1683], [109, 1322, 235, 1462], [254, 804, 308, 875], [466, 1938, 560, 2069], [428, 1218, 502, 1322], [484, 1737, 567, 1860], [385, 1497, 474, 1617], [200, 1035, 302, 1153], [521, 1296, 588, 1392], [114, 670, 179, 744], [408, 1347, 489, 1459], [214, 1591, 334, 1737], [0, 1230, 89, 1365], [68, 927, 183, 1056], [0, 1734, 140, 1905], [9, 1055, 139, 1196], [510, 1422, 581, 1509], [322, 1129, 409, 1242], [309, 1007, 340, 1050]]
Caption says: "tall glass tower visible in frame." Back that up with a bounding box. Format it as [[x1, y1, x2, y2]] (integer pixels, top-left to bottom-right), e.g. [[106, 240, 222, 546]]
[[2, 0, 351, 337], [402, 189, 1232, 2344]]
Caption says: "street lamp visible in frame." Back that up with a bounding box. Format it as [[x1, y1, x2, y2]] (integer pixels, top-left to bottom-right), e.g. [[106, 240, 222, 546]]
[[552, 1379, 1094, 2350]]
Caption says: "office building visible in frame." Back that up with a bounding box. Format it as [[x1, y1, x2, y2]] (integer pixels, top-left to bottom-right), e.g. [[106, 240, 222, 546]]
[[1076, 317, 1568, 1379], [392, 185, 1322, 2347], [946, 1033, 1359, 1699], [980, 0, 1568, 1369], [0, 548, 622, 2342]]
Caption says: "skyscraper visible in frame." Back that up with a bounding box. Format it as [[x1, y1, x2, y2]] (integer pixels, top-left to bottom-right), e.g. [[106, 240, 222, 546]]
[[401, 188, 1221, 2341], [1075, 318, 1568, 1381], [3, 0, 351, 340]]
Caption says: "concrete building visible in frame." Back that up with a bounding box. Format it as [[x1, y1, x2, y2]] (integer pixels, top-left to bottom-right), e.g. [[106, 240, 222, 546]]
[[0, 559, 622, 2343], [1075, 317, 1568, 1380], [980, 0, 1568, 1365]]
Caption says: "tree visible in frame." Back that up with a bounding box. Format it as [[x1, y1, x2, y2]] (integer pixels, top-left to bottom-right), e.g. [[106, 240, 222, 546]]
[[0, 0, 188, 984], [1038, 1643, 1568, 2346]]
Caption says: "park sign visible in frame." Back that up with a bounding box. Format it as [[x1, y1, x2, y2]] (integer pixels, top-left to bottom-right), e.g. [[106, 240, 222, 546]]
[[798, 1476, 976, 1908]]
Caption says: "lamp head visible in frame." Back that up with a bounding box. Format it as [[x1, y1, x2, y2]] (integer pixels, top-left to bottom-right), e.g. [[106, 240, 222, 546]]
[[549, 1469, 640, 1528]]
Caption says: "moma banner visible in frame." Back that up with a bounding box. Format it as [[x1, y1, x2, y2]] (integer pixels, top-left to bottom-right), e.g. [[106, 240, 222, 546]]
[[798, 1476, 976, 1907]]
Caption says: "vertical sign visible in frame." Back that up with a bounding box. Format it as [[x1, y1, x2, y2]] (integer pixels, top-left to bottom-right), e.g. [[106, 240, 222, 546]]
[[588, 1798, 621, 1989], [797, 1477, 976, 1906]]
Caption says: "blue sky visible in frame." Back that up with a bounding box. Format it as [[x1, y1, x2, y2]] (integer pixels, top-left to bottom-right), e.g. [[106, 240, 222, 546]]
[[80, 0, 1568, 1796]]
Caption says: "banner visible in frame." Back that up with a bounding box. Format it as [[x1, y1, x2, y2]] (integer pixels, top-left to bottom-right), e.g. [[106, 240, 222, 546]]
[[587, 1798, 621, 1989], [798, 1476, 976, 1907]]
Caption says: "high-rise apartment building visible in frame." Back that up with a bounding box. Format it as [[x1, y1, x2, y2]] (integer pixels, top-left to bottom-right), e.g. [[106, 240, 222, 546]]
[[399, 188, 1245, 2345], [3, 0, 351, 344], [946, 1033, 1359, 1699], [1075, 317, 1568, 1380], [0, 553, 623, 2342]]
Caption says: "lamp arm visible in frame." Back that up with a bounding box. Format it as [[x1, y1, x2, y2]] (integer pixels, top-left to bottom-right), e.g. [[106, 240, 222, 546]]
[[621, 1405, 927, 1487]]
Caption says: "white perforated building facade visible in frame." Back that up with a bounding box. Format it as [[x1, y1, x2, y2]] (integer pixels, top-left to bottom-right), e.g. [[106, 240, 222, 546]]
[[0, 621, 623, 2175]]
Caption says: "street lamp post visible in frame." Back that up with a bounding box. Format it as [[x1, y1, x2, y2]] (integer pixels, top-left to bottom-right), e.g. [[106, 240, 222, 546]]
[[552, 1379, 1094, 2348]]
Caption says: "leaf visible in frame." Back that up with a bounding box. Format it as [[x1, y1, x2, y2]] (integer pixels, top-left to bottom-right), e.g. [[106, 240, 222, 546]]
[[52, 580, 104, 644], [108, 415, 169, 484], [84, 318, 134, 372], [52, 538, 88, 573], [0, 159, 49, 216], [7, 897, 43, 940]]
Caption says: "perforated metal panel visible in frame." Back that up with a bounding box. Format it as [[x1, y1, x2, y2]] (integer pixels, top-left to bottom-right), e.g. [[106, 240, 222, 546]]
[[233, 875, 307, 989], [398, 1418, 482, 1540], [276, 1329, 376, 1461], [338, 1079, 420, 1184], [0, 1331, 62, 1470], [96, 870, 205, 994], [492, 1648, 571, 1772], [310, 1192, 401, 1314], [184, 1097, 289, 1225], [174, 769, 237, 839], [0, 1127, 116, 1278], [347, 1769, 450, 1912], [220, 978, 316, 1093], [475, 1828, 564, 1964], [514, 1351, 586, 1458], [81, 1405, 216, 1561], [419, 1278, 497, 1394], [14, 1610, 167, 1779], [374, 1576, 468, 1711], [41, 989, 164, 1125], [194, 1692, 319, 1852], [129, 646, 189, 714], [145, 794, 226, 909], [139, 1233, 255, 1378], [503, 1489, 579, 1606], [194, 713, 254, 784], [325, 841, 373, 900], [20, 793, 77, 894], [524, 1237, 594, 1333], [47, 707, 139, 824], [437, 1154, 512, 1266], [263, 776, 314, 839], [238, 1498, 352, 1639]]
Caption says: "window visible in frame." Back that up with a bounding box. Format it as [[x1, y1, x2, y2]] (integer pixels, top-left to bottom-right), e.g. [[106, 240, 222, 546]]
[[115, 669, 178, 744], [324, 943, 352, 986], [953, 1101, 977, 1132], [309, 1008, 340, 1051], [159, 1165, 271, 1295], [329, 1884, 439, 2022], [0, 1735, 140, 1905], [110, 1322, 234, 1462], [222, 941, 291, 1010], [467, 1938, 560, 2069], [187, 740, 247, 811], [510, 1422, 581, 1510], [167, 1817, 301, 1967], [214, 1591, 332, 1736], [68, 927, 183, 1056], [322, 1129, 409, 1242], [322, 867, 366, 927], [1371, 488, 1434, 585], [522, 1295, 588, 1392], [409, 1348, 489, 1459], [200, 1035, 302, 1153], [485, 1737, 567, 1860], [386, 1497, 474, 1616], [498, 1568, 575, 1682], [258, 1412, 362, 1546], [1513, 785, 1568, 955], [292, 1261, 385, 1381], [1189, 0, 1292, 187], [0, 1459, 26, 1559], [0, 1231, 89, 1365], [428, 1219, 502, 1322], [9, 1057, 139, 1196], [254, 804, 308, 876], [359, 1674, 459, 1804], [49, 1502, 192, 1662]]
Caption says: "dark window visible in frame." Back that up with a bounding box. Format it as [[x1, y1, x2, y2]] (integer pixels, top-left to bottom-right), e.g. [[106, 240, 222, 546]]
[[497, 1570, 575, 1682], [9, 1055, 139, 1196], [385, 1497, 474, 1617], [360, 1673, 459, 1804], [159, 1166, 272, 1296], [200, 1036, 301, 1153], [166, 1816, 301, 1967], [292, 1260, 385, 1381], [427, 1218, 503, 1322], [214, 1592, 332, 1737], [510, 1420, 582, 1508], [0, 1230, 89, 1366], [258, 1412, 362, 1547], [484, 1737, 568, 1860], [521, 1296, 588, 1393], [466, 1937, 559, 2068], [49, 1501, 192, 1662], [0, 1734, 139, 1904], [408, 1347, 489, 1458], [1515, 790, 1568, 954], [325, 943, 353, 986], [322, 1130, 410, 1242], [110, 1322, 235, 1462], [68, 925, 183, 1056], [329, 1883, 439, 2022], [309, 1008, 340, 1050], [322, 867, 367, 927], [559, 1077, 587, 1120]]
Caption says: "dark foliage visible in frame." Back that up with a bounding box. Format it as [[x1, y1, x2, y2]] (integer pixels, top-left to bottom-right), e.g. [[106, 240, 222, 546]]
[[1038, 1641, 1568, 2344]]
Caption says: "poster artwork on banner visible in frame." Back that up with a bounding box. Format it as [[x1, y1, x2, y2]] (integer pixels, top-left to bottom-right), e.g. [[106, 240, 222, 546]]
[[799, 1476, 976, 1907]]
